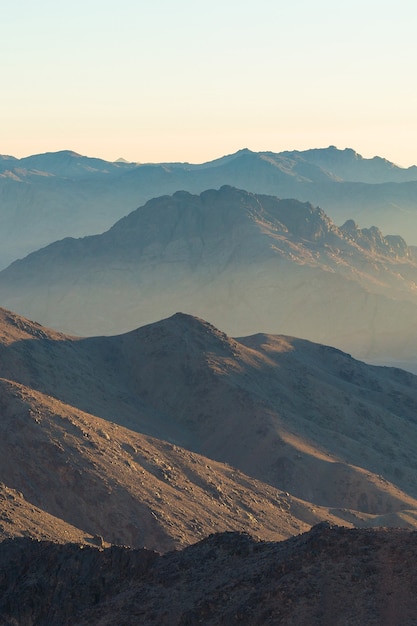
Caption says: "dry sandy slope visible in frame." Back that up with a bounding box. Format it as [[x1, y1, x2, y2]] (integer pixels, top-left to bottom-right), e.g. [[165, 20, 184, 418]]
[[0, 482, 96, 545], [1, 377, 349, 550]]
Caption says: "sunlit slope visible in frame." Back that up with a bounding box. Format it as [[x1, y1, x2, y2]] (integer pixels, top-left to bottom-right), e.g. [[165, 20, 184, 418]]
[[2, 307, 417, 534]]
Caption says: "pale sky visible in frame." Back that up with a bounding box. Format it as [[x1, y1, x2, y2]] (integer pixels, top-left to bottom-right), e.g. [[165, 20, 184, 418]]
[[2, 0, 417, 166]]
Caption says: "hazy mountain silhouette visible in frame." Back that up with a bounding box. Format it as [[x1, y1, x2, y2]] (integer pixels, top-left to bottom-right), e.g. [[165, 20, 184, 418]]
[[1, 186, 416, 368], [1, 146, 417, 269], [0, 150, 137, 178], [281, 146, 417, 183]]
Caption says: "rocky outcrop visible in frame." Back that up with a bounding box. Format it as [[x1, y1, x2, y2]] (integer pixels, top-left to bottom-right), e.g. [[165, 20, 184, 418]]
[[2, 525, 417, 625], [341, 219, 409, 258], [0, 538, 157, 626]]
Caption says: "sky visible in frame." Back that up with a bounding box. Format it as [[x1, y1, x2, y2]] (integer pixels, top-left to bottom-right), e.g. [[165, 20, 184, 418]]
[[2, 0, 417, 166]]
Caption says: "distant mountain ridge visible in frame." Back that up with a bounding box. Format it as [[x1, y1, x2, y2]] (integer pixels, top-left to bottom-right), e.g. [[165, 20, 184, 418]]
[[280, 146, 417, 183], [1, 145, 417, 269], [3, 145, 417, 182], [0, 149, 138, 178], [1, 186, 416, 368]]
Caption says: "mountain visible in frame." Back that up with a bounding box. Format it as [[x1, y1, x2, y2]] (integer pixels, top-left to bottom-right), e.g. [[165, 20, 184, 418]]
[[2, 525, 417, 625], [0, 150, 137, 178], [1, 146, 417, 269], [0, 309, 355, 550], [2, 377, 325, 551], [281, 146, 417, 183], [2, 306, 417, 546], [1, 186, 417, 368], [0, 151, 138, 269]]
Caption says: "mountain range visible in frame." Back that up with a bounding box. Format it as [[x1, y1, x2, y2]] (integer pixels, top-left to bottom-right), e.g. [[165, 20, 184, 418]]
[[1, 186, 416, 370], [2, 144, 417, 623], [1, 146, 417, 269]]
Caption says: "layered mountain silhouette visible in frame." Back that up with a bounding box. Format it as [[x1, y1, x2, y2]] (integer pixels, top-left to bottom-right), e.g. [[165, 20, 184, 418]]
[[1, 186, 417, 368], [2, 307, 417, 552], [1, 146, 417, 269], [2, 145, 417, 624]]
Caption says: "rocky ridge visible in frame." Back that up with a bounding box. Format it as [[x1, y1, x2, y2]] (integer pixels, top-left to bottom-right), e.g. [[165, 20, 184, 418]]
[[2, 524, 417, 625]]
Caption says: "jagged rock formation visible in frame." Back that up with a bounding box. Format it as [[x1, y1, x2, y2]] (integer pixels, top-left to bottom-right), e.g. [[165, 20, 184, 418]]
[[340, 219, 410, 256]]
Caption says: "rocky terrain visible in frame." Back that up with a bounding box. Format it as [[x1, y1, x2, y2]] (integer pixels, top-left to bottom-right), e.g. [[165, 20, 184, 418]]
[[2, 308, 417, 622], [1, 307, 417, 550], [1, 186, 417, 371], [2, 524, 417, 625], [1, 146, 417, 270], [2, 147, 417, 623], [1, 375, 329, 550], [0, 482, 96, 545]]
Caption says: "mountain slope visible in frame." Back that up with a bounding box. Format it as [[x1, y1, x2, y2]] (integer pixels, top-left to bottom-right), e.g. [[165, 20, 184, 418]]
[[2, 375, 334, 550], [2, 308, 417, 527], [1, 186, 416, 367], [0, 481, 96, 545]]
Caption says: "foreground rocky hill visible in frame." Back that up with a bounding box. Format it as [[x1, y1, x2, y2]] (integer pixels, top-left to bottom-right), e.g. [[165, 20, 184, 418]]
[[1, 375, 333, 550], [1, 186, 417, 369], [1, 524, 417, 625]]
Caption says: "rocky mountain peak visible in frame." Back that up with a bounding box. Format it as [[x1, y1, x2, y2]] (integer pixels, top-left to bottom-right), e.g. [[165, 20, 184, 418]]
[[130, 312, 240, 359], [110, 186, 337, 247], [340, 220, 410, 257]]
